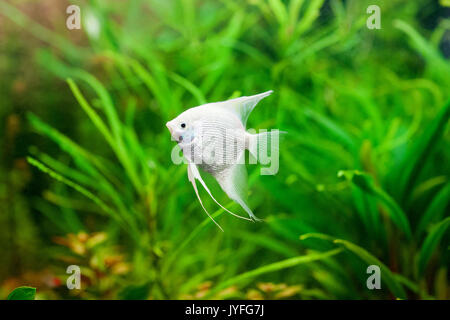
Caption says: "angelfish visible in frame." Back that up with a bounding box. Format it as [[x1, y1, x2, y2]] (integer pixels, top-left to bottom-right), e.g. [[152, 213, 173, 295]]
[[166, 90, 278, 231]]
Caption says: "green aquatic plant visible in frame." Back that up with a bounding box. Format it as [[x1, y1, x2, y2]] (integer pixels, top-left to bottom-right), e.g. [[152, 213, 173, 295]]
[[7, 287, 36, 300], [0, 0, 448, 299]]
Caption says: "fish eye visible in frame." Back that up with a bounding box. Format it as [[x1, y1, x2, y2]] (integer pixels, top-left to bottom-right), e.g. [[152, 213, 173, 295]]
[[181, 123, 186, 128]]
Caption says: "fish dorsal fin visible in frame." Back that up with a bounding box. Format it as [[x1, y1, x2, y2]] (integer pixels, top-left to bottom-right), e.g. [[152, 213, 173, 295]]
[[214, 154, 262, 222], [219, 90, 273, 126]]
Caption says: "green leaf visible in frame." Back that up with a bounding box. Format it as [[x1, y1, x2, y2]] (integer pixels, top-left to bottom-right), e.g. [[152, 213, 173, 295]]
[[67, 78, 116, 149], [232, 231, 299, 258], [394, 20, 450, 77], [338, 170, 412, 239], [27, 157, 124, 227], [66, 78, 143, 193], [417, 217, 450, 277], [168, 71, 206, 105], [104, 52, 172, 117], [396, 99, 450, 204], [288, 0, 305, 29], [161, 208, 226, 276], [334, 239, 407, 299], [303, 108, 356, 150], [301, 233, 408, 299], [118, 283, 151, 300], [268, 0, 288, 25], [7, 286, 36, 300], [416, 183, 450, 237], [295, 0, 325, 37], [205, 248, 343, 298], [28, 113, 111, 181]]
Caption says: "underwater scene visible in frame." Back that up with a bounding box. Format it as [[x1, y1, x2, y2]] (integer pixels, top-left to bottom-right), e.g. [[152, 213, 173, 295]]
[[0, 0, 449, 300]]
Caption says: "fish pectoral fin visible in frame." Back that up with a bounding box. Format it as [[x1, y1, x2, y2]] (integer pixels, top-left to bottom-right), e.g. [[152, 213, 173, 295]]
[[216, 158, 263, 222], [189, 162, 252, 222], [187, 163, 223, 232]]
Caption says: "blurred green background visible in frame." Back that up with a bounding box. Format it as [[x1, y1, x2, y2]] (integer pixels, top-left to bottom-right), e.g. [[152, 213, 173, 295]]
[[0, 0, 449, 300]]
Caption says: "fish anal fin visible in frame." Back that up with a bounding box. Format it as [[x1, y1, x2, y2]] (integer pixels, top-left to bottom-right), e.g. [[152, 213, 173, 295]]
[[214, 158, 262, 222], [190, 163, 252, 222], [187, 163, 224, 232]]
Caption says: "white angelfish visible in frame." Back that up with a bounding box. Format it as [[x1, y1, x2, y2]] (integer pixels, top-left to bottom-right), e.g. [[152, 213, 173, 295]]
[[166, 90, 280, 231]]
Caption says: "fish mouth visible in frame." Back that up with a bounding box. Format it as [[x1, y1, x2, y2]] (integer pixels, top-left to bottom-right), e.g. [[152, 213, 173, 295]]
[[166, 122, 195, 146], [166, 122, 183, 143], [166, 122, 173, 135]]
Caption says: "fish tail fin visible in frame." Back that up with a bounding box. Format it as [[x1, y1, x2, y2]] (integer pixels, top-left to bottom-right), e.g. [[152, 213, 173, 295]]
[[246, 130, 287, 164]]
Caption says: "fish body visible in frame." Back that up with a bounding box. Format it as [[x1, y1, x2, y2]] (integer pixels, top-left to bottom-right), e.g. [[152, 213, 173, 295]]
[[166, 91, 277, 230], [180, 106, 245, 174]]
